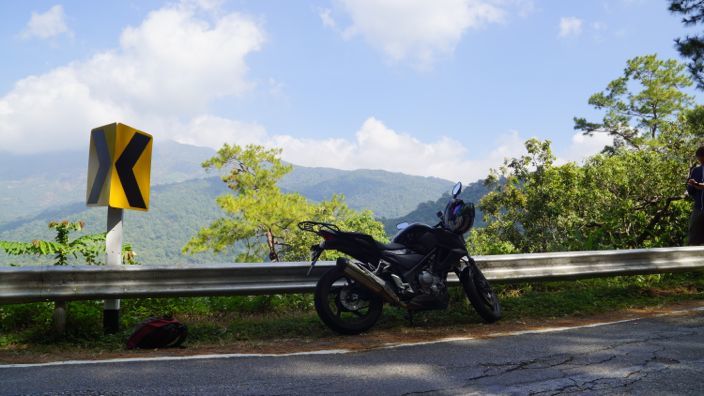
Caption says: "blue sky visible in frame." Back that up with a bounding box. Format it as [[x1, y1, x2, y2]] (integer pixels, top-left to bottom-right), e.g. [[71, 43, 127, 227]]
[[0, 0, 700, 182]]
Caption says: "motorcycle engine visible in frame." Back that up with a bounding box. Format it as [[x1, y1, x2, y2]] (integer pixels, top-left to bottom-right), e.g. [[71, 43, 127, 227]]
[[418, 270, 446, 296], [407, 267, 450, 311]]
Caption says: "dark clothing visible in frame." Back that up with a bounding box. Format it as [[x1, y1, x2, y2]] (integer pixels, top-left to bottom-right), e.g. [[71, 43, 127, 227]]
[[687, 165, 704, 210], [689, 207, 704, 245], [688, 165, 704, 245]]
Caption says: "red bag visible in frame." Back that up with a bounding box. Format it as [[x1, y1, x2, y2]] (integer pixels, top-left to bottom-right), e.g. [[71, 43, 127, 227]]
[[126, 317, 188, 349]]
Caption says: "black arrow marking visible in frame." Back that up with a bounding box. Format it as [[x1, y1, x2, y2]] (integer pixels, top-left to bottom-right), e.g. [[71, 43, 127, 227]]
[[115, 133, 150, 209], [87, 129, 111, 204]]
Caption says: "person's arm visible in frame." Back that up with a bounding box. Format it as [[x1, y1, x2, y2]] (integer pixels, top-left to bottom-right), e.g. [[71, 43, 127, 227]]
[[687, 166, 704, 195], [687, 167, 697, 195]]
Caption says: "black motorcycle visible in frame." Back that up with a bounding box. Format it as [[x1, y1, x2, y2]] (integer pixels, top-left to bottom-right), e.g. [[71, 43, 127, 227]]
[[298, 182, 501, 335]]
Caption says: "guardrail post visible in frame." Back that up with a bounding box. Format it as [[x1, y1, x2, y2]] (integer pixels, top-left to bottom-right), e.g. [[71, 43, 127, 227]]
[[103, 207, 123, 334], [52, 301, 66, 334]]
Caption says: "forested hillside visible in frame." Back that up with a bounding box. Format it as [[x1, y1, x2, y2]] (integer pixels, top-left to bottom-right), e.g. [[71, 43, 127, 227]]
[[0, 141, 464, 265], [280, 167, 453, 219]]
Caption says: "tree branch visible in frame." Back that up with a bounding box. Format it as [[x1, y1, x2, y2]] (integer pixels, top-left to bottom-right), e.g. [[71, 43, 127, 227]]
[[636, 194, 687, 245]]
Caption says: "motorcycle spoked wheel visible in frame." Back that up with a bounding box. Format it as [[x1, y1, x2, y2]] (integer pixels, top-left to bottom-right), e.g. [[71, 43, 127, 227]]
[[314, 267, 384, 335], [460, 261, 502, 323]]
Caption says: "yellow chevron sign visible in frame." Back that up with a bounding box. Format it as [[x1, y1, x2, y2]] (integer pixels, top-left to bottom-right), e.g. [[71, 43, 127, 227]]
[[86, 123, 153, 211]]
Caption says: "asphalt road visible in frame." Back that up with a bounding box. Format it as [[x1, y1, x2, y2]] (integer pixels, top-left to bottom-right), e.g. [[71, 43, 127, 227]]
[[3, 310, 704, 395]]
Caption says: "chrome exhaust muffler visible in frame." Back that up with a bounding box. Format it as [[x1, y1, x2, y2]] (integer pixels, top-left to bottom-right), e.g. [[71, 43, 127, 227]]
[[336, 258, 407, 308]]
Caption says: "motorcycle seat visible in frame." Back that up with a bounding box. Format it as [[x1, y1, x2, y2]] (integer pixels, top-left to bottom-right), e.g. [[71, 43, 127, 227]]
[[332, 230, 407, 252], [376, 241, 407, 251]]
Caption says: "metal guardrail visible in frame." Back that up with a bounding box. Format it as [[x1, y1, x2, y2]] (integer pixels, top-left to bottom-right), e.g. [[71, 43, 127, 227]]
[[2, 246, 704, 304]]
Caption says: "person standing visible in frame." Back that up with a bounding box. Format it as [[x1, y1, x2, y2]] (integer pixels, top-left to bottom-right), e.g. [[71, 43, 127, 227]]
[[687, 146, 704, 245]]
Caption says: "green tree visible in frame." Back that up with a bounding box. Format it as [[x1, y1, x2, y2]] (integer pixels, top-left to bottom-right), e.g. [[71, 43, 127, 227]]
[[183, 144, 387, 262], [476, 54, 701, 254], [480, 139, 587, 252], [477, 137, 692, 253], [574, 55, 693, 149], [0, 220, 137, 265], [670, 0, 704, 89]]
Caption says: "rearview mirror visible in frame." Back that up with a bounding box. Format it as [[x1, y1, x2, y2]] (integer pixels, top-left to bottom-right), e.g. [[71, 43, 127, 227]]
[[452, 182, 462, 198]]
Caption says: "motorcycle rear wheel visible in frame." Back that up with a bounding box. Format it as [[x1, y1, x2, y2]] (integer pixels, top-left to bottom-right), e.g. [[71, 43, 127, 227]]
[[460, 261, 502, 323], [314, 267, 384, 335]]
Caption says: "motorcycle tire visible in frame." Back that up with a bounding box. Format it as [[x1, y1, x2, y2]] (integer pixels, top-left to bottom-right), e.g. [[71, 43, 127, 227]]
[[460, 261, 502, 323], [314, 267, 384, 335]]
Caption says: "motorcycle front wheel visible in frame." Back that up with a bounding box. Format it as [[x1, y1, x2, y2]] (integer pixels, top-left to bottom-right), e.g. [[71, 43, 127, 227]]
[[460, 260, 502, 323], [314, 267, 384, 335]]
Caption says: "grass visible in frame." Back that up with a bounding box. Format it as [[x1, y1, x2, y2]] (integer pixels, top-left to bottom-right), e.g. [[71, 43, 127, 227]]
[[1, 271, 704, 354]]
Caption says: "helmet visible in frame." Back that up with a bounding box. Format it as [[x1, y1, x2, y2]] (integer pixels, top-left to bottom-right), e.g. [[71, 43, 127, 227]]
[[443, 199, 475, 234]]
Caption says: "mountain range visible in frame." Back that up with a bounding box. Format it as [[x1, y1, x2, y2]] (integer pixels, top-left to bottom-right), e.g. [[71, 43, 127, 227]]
[[0, 141, 488, 264]]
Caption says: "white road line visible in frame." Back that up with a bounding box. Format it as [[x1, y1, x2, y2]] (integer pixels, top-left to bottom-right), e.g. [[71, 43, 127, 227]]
[[0, 349, 352, 369], [2, 305, 703, 369]]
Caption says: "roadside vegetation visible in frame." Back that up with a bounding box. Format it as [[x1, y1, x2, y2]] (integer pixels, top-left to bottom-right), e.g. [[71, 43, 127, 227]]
[[0, 220, 136, 266], [2, 272, 703, 355]]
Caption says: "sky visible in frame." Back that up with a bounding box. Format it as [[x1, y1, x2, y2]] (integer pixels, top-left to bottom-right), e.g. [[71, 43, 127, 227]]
[[0, 0, 701, 183]]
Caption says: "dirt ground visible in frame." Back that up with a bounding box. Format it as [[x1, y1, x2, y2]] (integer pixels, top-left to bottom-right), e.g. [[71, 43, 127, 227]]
[[2, 300, 703, 365]]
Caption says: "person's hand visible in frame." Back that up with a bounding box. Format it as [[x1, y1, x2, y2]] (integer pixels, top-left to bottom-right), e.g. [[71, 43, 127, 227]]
[[689, 179, 698, 186]]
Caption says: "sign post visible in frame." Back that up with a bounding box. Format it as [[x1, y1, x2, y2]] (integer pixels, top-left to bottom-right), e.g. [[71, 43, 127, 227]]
[[103, 207, 123, 333], [86, 122, 152, 334]]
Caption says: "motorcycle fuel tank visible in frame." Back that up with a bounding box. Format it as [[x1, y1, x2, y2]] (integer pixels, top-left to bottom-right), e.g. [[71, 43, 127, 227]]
[[392, 223, 437, 255]]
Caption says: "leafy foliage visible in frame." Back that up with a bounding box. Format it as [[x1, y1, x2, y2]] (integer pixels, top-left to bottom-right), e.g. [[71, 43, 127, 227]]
[[183, 144, 387, 262], [475, 55, 701, 254], [670, 0, 704, 89], [574, 54, 693, 149], [478, 139, 691, 252], [0, 220, 136, 265]]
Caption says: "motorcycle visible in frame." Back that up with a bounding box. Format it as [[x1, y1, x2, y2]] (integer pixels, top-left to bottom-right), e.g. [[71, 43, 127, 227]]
[[298, 182, 501, 335]]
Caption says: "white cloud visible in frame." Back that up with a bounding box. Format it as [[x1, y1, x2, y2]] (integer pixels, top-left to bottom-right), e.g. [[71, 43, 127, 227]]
[[173, 115, 267, 149], [333, 0, 506, 68], [21, 5, 72, 40], [277, 120, 531, 183], [556, 132, 613, 165], [1, 1, 601, 184], [267, 119, 608, 182], [318, 8, 337, 29], [558, 16, 583, 38], [0, 1, 264, 153], [511, 0, 536, 18], [177, 116, 529, 183]]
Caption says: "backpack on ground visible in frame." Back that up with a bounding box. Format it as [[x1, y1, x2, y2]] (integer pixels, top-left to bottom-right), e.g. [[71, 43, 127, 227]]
[[126, 317, 188, 349]]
